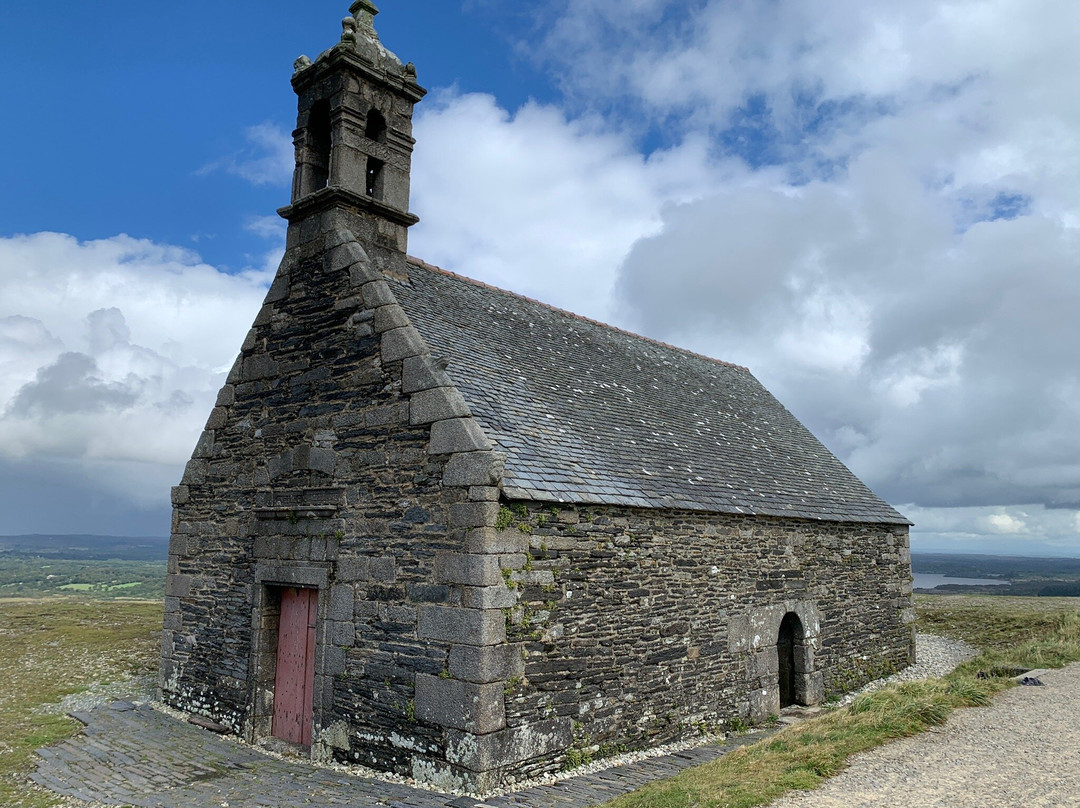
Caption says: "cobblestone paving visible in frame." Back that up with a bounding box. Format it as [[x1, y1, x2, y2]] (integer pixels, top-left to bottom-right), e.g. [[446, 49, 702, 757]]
[[32, 702, 772, 808]]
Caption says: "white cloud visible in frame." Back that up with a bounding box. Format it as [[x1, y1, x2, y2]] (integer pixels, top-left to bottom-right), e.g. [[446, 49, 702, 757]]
[[905, 504, 1079, 555], [197, 122, 294, 186], [5, 1, 1077, 551], [409, 91, 734, 321], [0, 233, 269, 508], [983, 513, 1028, 535]]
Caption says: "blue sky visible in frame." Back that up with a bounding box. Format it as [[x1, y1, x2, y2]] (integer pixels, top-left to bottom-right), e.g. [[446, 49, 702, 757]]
[[1, 2, 556, 273], [2, 1, 1079, 555]]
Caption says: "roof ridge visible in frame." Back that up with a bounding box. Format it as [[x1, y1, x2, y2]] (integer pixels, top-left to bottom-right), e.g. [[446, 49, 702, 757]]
[[404, 255, 749, 373]]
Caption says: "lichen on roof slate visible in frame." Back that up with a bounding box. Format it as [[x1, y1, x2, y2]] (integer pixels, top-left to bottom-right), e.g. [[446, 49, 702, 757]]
[[391, 259, 909, 525]]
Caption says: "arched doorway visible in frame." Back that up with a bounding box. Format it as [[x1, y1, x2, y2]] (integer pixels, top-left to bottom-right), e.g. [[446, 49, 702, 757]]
[[777, 612, 803, 708]]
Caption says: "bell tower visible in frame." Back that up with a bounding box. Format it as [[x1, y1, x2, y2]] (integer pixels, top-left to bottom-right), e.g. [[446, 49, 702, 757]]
[[278, 1, 426, 275]]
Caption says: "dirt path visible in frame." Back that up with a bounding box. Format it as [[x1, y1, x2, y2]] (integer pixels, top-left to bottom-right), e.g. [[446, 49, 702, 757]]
[[770, 661, 1080, 808]]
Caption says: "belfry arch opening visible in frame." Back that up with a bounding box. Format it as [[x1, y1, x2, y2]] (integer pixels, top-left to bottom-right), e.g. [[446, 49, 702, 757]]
[[364, 108, 387, 142], [307, 100, 332, 192], [777, 612, 805, 708]]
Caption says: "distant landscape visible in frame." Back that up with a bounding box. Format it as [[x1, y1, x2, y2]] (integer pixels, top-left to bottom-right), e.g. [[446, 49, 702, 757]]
[[2, 535, 1079, 600], [912, 552, 1080, 597], [0, 534, 168, 599]]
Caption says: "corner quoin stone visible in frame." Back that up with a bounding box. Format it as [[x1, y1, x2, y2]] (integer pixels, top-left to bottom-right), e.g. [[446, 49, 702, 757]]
[[445, 717, 573, 771], [448, 642, 525, 684], [414, 674, 506, 734], [434, 552, 503, 587], [442, 450, 502, 486], [428, 418, 491, 455], [417, 605, 506, 646], [410, 386, 470, 425]]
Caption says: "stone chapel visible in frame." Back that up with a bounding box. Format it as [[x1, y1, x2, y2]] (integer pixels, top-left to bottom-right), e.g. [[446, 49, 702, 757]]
[[161, 2, 915, 793]]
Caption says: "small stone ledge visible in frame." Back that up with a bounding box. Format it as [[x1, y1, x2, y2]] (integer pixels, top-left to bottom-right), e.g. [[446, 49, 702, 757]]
[[252, 505, 340, 520]]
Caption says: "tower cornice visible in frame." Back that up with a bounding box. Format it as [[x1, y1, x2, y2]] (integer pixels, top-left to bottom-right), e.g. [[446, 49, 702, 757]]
[[291, 46, 426, 103], [277, 185, 420, 228]]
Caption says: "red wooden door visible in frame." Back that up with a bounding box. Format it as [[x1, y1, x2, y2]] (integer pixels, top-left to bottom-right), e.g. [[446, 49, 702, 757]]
[[272, 586, 318, 746]]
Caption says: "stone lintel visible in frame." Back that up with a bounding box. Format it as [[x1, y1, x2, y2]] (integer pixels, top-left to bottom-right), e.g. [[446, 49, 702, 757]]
[[254, 560, 330, 590]]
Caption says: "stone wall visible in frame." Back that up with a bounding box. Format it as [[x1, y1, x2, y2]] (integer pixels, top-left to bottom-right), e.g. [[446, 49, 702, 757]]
[[494, 501, 915, 769], [161, 209, 517, 791]]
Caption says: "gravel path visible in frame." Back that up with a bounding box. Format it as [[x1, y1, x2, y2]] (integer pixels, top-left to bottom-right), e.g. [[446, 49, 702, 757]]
[[770, 660, 1080, 808], [834, 633, 976, 705]]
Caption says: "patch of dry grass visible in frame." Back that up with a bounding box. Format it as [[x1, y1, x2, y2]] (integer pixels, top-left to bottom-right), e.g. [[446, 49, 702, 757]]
[[0, 598, 161, 808]]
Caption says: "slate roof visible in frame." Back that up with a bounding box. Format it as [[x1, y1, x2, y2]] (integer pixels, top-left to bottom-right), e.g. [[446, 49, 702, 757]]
[[392, 258, 909, 525]]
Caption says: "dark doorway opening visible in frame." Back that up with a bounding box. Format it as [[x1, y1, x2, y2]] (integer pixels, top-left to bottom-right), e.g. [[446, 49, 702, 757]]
[[777, 612, 803, 708]]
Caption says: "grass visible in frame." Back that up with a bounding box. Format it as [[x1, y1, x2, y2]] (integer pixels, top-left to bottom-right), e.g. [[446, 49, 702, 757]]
[[0, 598, 162, 808], [595, 595, 1080, 808], [4, 592, 1077, 808]]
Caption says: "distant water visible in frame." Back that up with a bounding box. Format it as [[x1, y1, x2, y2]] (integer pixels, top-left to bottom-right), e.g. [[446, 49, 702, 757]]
[[913, 573, 1010, 590]]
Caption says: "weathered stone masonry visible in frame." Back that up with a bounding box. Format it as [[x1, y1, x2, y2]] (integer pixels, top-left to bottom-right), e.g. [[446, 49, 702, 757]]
[[161, 2, 914, 795], [162, 213, 529, 789], [498, 502, 913, 760]]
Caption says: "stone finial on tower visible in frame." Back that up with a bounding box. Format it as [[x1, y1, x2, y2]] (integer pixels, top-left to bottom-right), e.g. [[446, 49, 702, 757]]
[[350, 1, 379, 35], [280, 3, 426, 272]]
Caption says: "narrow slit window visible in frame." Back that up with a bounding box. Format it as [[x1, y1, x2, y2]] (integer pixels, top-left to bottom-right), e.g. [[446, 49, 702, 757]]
[[366, 157, 384, 198], [307, 100, 331, 192]]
